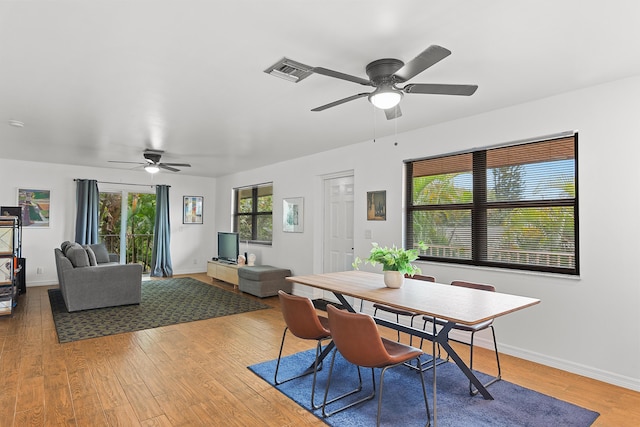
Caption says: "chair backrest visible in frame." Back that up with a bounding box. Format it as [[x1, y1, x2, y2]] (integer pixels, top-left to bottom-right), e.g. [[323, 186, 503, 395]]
[[278, 290, 330, 340], [406, 273, 436, 282], [326, 304, 392, 368], [450, 280, 495, 292]]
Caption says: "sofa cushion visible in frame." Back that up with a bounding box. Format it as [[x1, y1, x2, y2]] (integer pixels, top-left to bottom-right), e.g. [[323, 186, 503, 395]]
[[90, 243, 111, 264], [83, 245, 98, 266], [67, 245, 90, 268]]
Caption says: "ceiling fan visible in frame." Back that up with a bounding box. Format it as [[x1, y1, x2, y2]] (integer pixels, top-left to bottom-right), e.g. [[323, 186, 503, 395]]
[[109, 149, 191, 173], [311, 45, 478, 120]]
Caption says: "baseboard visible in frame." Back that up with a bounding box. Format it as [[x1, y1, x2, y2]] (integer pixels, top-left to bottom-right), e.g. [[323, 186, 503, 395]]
[[496, 341, 640, 392], [25, 280, 58, 287]]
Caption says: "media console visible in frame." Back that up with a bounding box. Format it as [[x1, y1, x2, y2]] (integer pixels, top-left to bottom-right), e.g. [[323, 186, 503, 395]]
[[207, 260, 240, 288]]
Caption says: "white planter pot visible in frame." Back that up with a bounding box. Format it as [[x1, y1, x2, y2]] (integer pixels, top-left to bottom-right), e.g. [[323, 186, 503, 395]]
[[383, 271, 404, 288]]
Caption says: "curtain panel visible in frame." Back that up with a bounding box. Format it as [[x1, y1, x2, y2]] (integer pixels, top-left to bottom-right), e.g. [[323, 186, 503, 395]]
[[74, 179, 99, 245], [151, 184, 173, 277]]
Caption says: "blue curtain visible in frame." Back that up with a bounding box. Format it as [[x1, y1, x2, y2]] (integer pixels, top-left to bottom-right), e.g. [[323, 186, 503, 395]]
[[74, 179, 99, 245], [151, 185, 173, 277]]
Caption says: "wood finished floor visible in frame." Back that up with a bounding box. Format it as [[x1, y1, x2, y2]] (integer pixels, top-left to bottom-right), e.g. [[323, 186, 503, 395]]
[[1, 273, 638, 426]]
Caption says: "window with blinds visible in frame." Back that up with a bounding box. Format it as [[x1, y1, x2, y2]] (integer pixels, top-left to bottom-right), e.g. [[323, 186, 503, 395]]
[[405, 134, 578, 275], [233, 183, 273, 244]]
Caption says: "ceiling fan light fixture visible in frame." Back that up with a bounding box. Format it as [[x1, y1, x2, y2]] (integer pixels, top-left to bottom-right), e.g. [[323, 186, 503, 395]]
[[368, 87, 403, 110], [144, 164, 160, 174]]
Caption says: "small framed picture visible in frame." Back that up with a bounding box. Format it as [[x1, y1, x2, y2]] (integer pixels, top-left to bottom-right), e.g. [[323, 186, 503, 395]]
[[367, 190, 386, 221], [183, 196, 203, 224], [18, 188, 50, 227], [283, 197, 303, 232]]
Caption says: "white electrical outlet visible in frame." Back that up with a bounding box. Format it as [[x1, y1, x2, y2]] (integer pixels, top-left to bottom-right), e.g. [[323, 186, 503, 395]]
[[36, 267, 43, 274], [365, 229, 372, 239]]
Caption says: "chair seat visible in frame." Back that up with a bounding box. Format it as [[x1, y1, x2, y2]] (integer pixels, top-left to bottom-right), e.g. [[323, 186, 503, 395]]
[[381, 338, 423, 365], [425, 315, 493, 332], [452, 319, 492, 332], [318, 315, 331, 334], [373, 303, 417, 317]]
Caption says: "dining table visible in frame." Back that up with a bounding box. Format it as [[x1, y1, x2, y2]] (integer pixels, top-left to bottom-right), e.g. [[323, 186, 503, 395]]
[[285, 270, 541, 425]]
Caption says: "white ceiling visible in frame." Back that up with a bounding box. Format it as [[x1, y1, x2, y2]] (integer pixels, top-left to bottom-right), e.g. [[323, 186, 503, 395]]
[[2, 1, 640, 178]]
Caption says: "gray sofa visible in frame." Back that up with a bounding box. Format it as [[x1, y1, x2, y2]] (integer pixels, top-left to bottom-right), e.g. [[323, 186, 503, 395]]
[[54, 241, 143, 312]]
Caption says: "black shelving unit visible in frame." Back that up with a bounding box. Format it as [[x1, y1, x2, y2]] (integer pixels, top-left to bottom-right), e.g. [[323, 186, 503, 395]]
[[1, 206, 24, 295], [0, 215, 20, 316]]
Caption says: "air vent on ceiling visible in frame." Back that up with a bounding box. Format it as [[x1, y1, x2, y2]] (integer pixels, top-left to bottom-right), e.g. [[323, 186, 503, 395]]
[[264, 57, 313, 83]]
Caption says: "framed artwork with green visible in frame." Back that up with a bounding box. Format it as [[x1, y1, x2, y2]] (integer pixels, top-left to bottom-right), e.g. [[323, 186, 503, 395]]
[[18, 188, 50, 227]]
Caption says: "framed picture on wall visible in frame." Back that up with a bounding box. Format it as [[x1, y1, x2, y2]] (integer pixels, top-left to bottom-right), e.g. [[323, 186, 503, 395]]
[[183, 196, 203, 224], [367, 190, 386, 221], [283, 197, 304, 232], [17, 188, 50, 227]]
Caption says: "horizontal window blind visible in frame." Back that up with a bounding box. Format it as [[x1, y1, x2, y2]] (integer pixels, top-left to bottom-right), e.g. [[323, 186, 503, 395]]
[[406, 134, 578, 275]]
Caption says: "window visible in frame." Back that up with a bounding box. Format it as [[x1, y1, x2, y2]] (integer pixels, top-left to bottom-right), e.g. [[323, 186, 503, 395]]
[[234, 183, 273, 244], [406, 134, 578, 275]]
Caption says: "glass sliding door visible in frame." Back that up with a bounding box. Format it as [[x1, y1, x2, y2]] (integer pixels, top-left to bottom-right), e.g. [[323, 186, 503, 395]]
[[99, 192, 122, 256], [99, 190, 156, 273]]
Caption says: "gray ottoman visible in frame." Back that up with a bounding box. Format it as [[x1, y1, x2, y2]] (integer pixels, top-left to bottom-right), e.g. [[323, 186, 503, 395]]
[[238, 265, 292, 298]]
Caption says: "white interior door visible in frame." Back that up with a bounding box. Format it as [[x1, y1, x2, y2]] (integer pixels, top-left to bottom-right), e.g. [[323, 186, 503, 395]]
[[322, 174, 354, 302]]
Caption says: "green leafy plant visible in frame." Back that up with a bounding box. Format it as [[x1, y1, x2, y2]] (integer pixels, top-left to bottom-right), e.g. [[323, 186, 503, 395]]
[[352, 241, 428, 276]]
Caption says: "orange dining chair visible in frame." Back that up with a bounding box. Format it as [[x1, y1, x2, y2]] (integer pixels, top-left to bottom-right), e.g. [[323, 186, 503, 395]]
[[422, 280, 502, 395], [322, 304, 430, 427], [372, 274, 435, 343], [275, 290, 332, 409]]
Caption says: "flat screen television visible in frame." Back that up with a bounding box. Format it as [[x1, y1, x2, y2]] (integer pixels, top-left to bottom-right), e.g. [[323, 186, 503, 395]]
[[217, 232, 239, 264]]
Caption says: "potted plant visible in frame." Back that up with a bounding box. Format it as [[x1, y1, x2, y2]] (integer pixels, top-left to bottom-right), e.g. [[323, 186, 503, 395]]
[[352, 241, 428, 288]]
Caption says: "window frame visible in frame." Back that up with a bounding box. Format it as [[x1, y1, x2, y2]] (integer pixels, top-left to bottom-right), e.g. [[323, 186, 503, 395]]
[[405, 133, 579, 275], [233, 182, 273, 245]]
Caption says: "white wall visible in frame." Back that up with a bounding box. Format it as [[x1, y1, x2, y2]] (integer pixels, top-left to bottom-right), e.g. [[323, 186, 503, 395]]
[[214, 75, 640, 391], [0, 159, 216, 285], [4, 74, 637, 391]]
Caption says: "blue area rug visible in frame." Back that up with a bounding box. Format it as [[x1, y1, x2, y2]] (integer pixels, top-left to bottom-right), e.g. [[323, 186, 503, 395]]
[[248, 348, 599, 427]]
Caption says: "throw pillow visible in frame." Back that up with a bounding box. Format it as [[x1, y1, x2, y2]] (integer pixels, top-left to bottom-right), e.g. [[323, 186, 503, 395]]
[[60, 241, 72, 253], [64, 242, 82, 257], [67, 245, 90, 268], [89, 243, 110, 264], [83, 245, 98, 266]]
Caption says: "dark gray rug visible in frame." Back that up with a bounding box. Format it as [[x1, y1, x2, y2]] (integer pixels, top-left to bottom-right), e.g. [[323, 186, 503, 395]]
[[249, 349, 599, 427], [49, 277, 270, 343]]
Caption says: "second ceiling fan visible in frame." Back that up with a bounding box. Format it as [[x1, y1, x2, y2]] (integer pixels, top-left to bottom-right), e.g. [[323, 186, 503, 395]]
[[109, 149, 191, 173], [311, 44, 478, 120]]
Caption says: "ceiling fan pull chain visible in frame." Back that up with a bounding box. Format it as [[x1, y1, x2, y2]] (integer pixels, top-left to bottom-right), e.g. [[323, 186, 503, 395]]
[[372, 103, 377, 143], [394, 108, 398, 146]]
